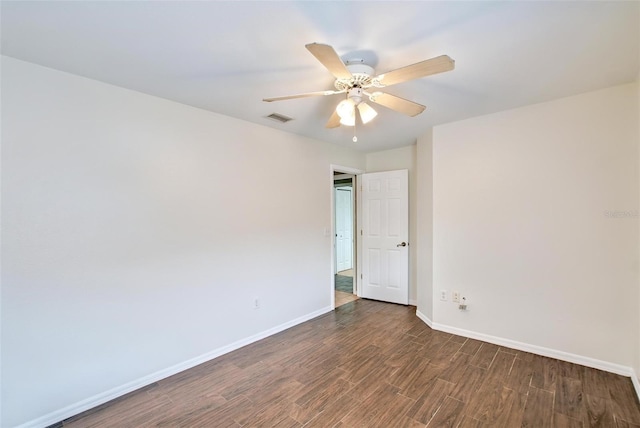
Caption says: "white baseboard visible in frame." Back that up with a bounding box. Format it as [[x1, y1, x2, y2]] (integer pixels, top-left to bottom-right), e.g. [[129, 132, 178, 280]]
[[415, 310, 433, 328], [415, 314, 640, 401], [15, 306, 333, 428], [430, 321, 632, 376], [632, 369, 640, 402]]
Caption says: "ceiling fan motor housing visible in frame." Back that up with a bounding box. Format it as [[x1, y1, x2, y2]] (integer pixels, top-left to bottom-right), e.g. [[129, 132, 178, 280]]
[[348, 87, 363, 104], [334, 63, 375, 91]]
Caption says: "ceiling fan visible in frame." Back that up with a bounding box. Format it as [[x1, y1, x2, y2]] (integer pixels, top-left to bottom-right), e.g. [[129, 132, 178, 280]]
[[263, 43, 455, 129]]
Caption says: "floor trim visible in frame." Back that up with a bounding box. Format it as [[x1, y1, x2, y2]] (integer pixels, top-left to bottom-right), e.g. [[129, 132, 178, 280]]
[[415, 309, 433, 328], [416, 313, 640, 401], [431, 321, 632, 376], [632, 369, 640, 402], [15, 306, 333, 428]]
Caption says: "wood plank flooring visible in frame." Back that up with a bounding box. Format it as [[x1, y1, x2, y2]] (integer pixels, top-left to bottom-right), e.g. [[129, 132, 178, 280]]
[[59, 299, 640, 427], [335, 290, 359, 307]]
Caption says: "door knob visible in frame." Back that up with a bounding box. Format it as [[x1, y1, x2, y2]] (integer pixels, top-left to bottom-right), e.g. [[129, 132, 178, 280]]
[[397, 242, 407, 247]]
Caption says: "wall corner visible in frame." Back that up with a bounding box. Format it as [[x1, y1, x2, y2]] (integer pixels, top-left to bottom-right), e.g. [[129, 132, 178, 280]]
[[416, 128, 434, 320]]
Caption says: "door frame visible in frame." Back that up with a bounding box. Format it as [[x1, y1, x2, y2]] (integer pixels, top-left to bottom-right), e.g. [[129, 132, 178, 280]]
[[330, 164, 364, 310]]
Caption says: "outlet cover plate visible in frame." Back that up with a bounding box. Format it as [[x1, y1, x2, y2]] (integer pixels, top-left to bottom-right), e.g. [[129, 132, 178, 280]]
[[452, 291, 460, 303]]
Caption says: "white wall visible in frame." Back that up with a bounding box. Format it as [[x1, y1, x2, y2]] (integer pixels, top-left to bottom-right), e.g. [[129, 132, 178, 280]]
[[416, 130, 433, 320], [0, 56, 366, 427], [366, 146, 417, 304], [0, 52, 4, 428], [431, 83, 639, 367], [636, 74, 640, 384]]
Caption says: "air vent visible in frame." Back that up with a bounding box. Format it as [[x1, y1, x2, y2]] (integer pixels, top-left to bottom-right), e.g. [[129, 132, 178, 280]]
[[265, 113, 294, 124]]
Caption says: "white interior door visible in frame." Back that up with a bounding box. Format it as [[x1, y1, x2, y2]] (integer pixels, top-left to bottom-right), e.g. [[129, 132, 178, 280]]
[[335, 187, 353, 272], [361, 170, 409, 305]]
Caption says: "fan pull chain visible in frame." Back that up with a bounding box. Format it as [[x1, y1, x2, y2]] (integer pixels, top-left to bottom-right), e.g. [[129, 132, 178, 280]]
[[353, 119, 358, 143]]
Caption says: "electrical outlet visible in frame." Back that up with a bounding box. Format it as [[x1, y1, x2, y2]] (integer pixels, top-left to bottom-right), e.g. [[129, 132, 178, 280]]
[[440, 290, 447, 301], [452, 291, 460, 303]]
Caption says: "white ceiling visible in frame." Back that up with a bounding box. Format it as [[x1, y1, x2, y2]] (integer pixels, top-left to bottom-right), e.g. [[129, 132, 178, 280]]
[[2, 1, 638, 153]]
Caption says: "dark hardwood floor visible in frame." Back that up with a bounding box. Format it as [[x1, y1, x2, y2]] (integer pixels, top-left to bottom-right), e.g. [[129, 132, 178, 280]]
[[60, 299, 640, 427]]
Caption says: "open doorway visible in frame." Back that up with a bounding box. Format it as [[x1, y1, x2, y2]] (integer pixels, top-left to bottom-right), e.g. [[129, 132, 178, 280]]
[[334, 171, 358, 308]]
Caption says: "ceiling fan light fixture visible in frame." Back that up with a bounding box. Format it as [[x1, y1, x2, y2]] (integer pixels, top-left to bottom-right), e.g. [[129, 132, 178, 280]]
[[339, 114, 356, 126], [357, 102, 378, 124], [336, 98, 355, 120]]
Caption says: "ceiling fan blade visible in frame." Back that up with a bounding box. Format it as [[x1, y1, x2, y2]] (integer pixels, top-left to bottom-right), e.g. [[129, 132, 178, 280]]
[[263, 90, 343, 102], [366, 91, 426, 117], [305, 43, 352, 80], [375, 55, 454, 87], [326, 110, 341, 128]]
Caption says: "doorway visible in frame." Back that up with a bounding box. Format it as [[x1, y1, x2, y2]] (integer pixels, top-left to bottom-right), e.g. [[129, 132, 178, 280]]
[[333, 171, 358, 308], [329, 166, 409, 308]]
